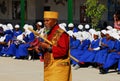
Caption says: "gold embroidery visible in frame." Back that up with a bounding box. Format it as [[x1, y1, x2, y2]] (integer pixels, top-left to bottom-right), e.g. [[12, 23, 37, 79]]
[[44, 28, 64, 68]]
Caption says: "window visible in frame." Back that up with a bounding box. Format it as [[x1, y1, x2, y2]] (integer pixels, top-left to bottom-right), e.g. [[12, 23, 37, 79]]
[[12, 0, 27, 20]]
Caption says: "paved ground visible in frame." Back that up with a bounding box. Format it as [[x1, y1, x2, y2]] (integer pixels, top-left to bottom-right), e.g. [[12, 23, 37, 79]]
[[0, 57, 120, 81]]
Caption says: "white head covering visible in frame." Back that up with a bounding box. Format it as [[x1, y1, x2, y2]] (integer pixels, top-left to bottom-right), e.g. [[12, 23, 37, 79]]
[[15, 24, 20, 28], [61, 23, 67, 27], [85, 24, 90, 29], [37, 22, 42, 26], [106, 26, 113, 30], [82, 31, 90, 40], [27, 25, 33, 32], [93, 31, 99, 36], [111, 28, 117, 33], [0, 24, 3, 27], [89, 29, 96, 34], [68, 23, 74, 28], [67, 30, 73, 36], [78, 24, 83, 30], [17, 34, 25, 43], [118, 30, 120, 35], [7, 23, 13, 30], [72, 32, 79, 38], [106, 30, 112, 35], [101, 30, 106, 35], [110, 32, 120, 40], [2, 25, 8, 31], [23, 24, 29, 30], [23, 24, 33, 35], [59, 23, 67, 32]]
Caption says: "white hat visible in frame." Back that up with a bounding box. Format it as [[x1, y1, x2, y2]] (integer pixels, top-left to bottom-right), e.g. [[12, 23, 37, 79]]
[[68, 23, 74, 28], [111, 28, 117, 33], [61, 23, 67, 27], [23, 24, 29, 30], [28, 25, 33, 30], [37, 22, 42, 26], [106, 30, 112, 35], [59, 24, 66, 31], [89, 29, 96, 34], [2, 25, 8, 31], [85, 24, 90, 29], [72, 32, 78, 38], [7, 23, 13, 30], [15, 24, 20, 28], [106, 26, 113, 30], [67, 30, 73, 36], [118, 30, 120, 35], [78, 24, 83, 30], [0, 24, 3, 27], [25, 25, 33, 34], [93, 31, 99, 36], [101, 30, 106, 35], [110, 32, 120, 40], [82, 31, 89, 40]]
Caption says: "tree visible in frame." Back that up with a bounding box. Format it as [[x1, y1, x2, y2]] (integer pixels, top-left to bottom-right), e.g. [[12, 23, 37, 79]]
[[85, 0, 106, 29]]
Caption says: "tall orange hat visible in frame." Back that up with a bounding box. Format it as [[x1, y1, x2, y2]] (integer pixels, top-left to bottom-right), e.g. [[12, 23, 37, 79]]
[[44, 11, 58, 19]]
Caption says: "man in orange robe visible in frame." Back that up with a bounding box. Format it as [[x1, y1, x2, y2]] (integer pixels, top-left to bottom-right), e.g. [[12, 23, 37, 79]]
[[39, 11, 72, 81]]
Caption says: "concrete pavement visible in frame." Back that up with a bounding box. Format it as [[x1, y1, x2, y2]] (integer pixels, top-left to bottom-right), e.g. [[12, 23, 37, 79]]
[[0, 57, 120, 81]]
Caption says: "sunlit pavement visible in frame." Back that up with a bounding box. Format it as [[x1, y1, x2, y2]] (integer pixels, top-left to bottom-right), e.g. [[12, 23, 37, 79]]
[[0, 57, 120, 81]]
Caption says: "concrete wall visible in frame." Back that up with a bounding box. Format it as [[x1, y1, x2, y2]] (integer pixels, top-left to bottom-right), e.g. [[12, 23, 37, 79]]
[[44, 1, 68, 23], [0, 0, 119, 26], [0, 0, 12, 22]]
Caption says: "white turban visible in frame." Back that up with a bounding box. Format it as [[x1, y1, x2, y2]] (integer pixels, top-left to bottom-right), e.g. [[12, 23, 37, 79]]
[[15, 24, 20, 28], [78, 24, 83, 30], [37, 22, 42, 26], [85, 24, 90, 29], [7, 23, 13, 30], [68, 23, 74, 28]]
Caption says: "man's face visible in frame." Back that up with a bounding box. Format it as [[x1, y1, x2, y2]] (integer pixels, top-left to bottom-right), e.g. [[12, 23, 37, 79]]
[[44, 18, 57, 30]]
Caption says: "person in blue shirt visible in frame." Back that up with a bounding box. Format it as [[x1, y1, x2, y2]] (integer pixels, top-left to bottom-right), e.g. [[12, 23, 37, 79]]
[[68, 23, 78, 32], [79, 32, 100, 64], [70, 33, 81, 67], [0, 26, 7, 56], [15, 25, 35, 59], [99, 32, 120, 74], [94, 31, 115, 67], [13, 24, 22, 38], [0, 23, 14, 56], [4, 24, 22, 57]]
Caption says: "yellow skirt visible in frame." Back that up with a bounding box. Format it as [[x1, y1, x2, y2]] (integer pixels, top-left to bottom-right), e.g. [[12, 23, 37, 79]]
[[44, 59, 72, 81]]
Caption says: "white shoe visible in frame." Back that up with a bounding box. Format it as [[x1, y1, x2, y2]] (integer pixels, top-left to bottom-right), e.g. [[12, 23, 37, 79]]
[[12, 56, 16, 59], [88, 65, 93, 69], [74, 65, 80, 70], [28, 56, 32, 60], [2, 54, 6, 57]]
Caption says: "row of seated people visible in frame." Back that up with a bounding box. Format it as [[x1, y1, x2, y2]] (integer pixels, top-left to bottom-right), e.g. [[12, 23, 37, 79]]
[[69, 27, 120, 74], [1, 22, 120, 74], [0, 22, 44, 60]]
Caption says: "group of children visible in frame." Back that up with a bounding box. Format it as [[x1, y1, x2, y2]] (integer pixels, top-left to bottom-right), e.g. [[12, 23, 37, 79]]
[[63, 23, 120, 74], [0, 22, 43, 60], [0, 22, 120, 74]]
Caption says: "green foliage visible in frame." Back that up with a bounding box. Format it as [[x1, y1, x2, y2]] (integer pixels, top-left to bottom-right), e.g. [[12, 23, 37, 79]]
[[85, 0, 106, 29]]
